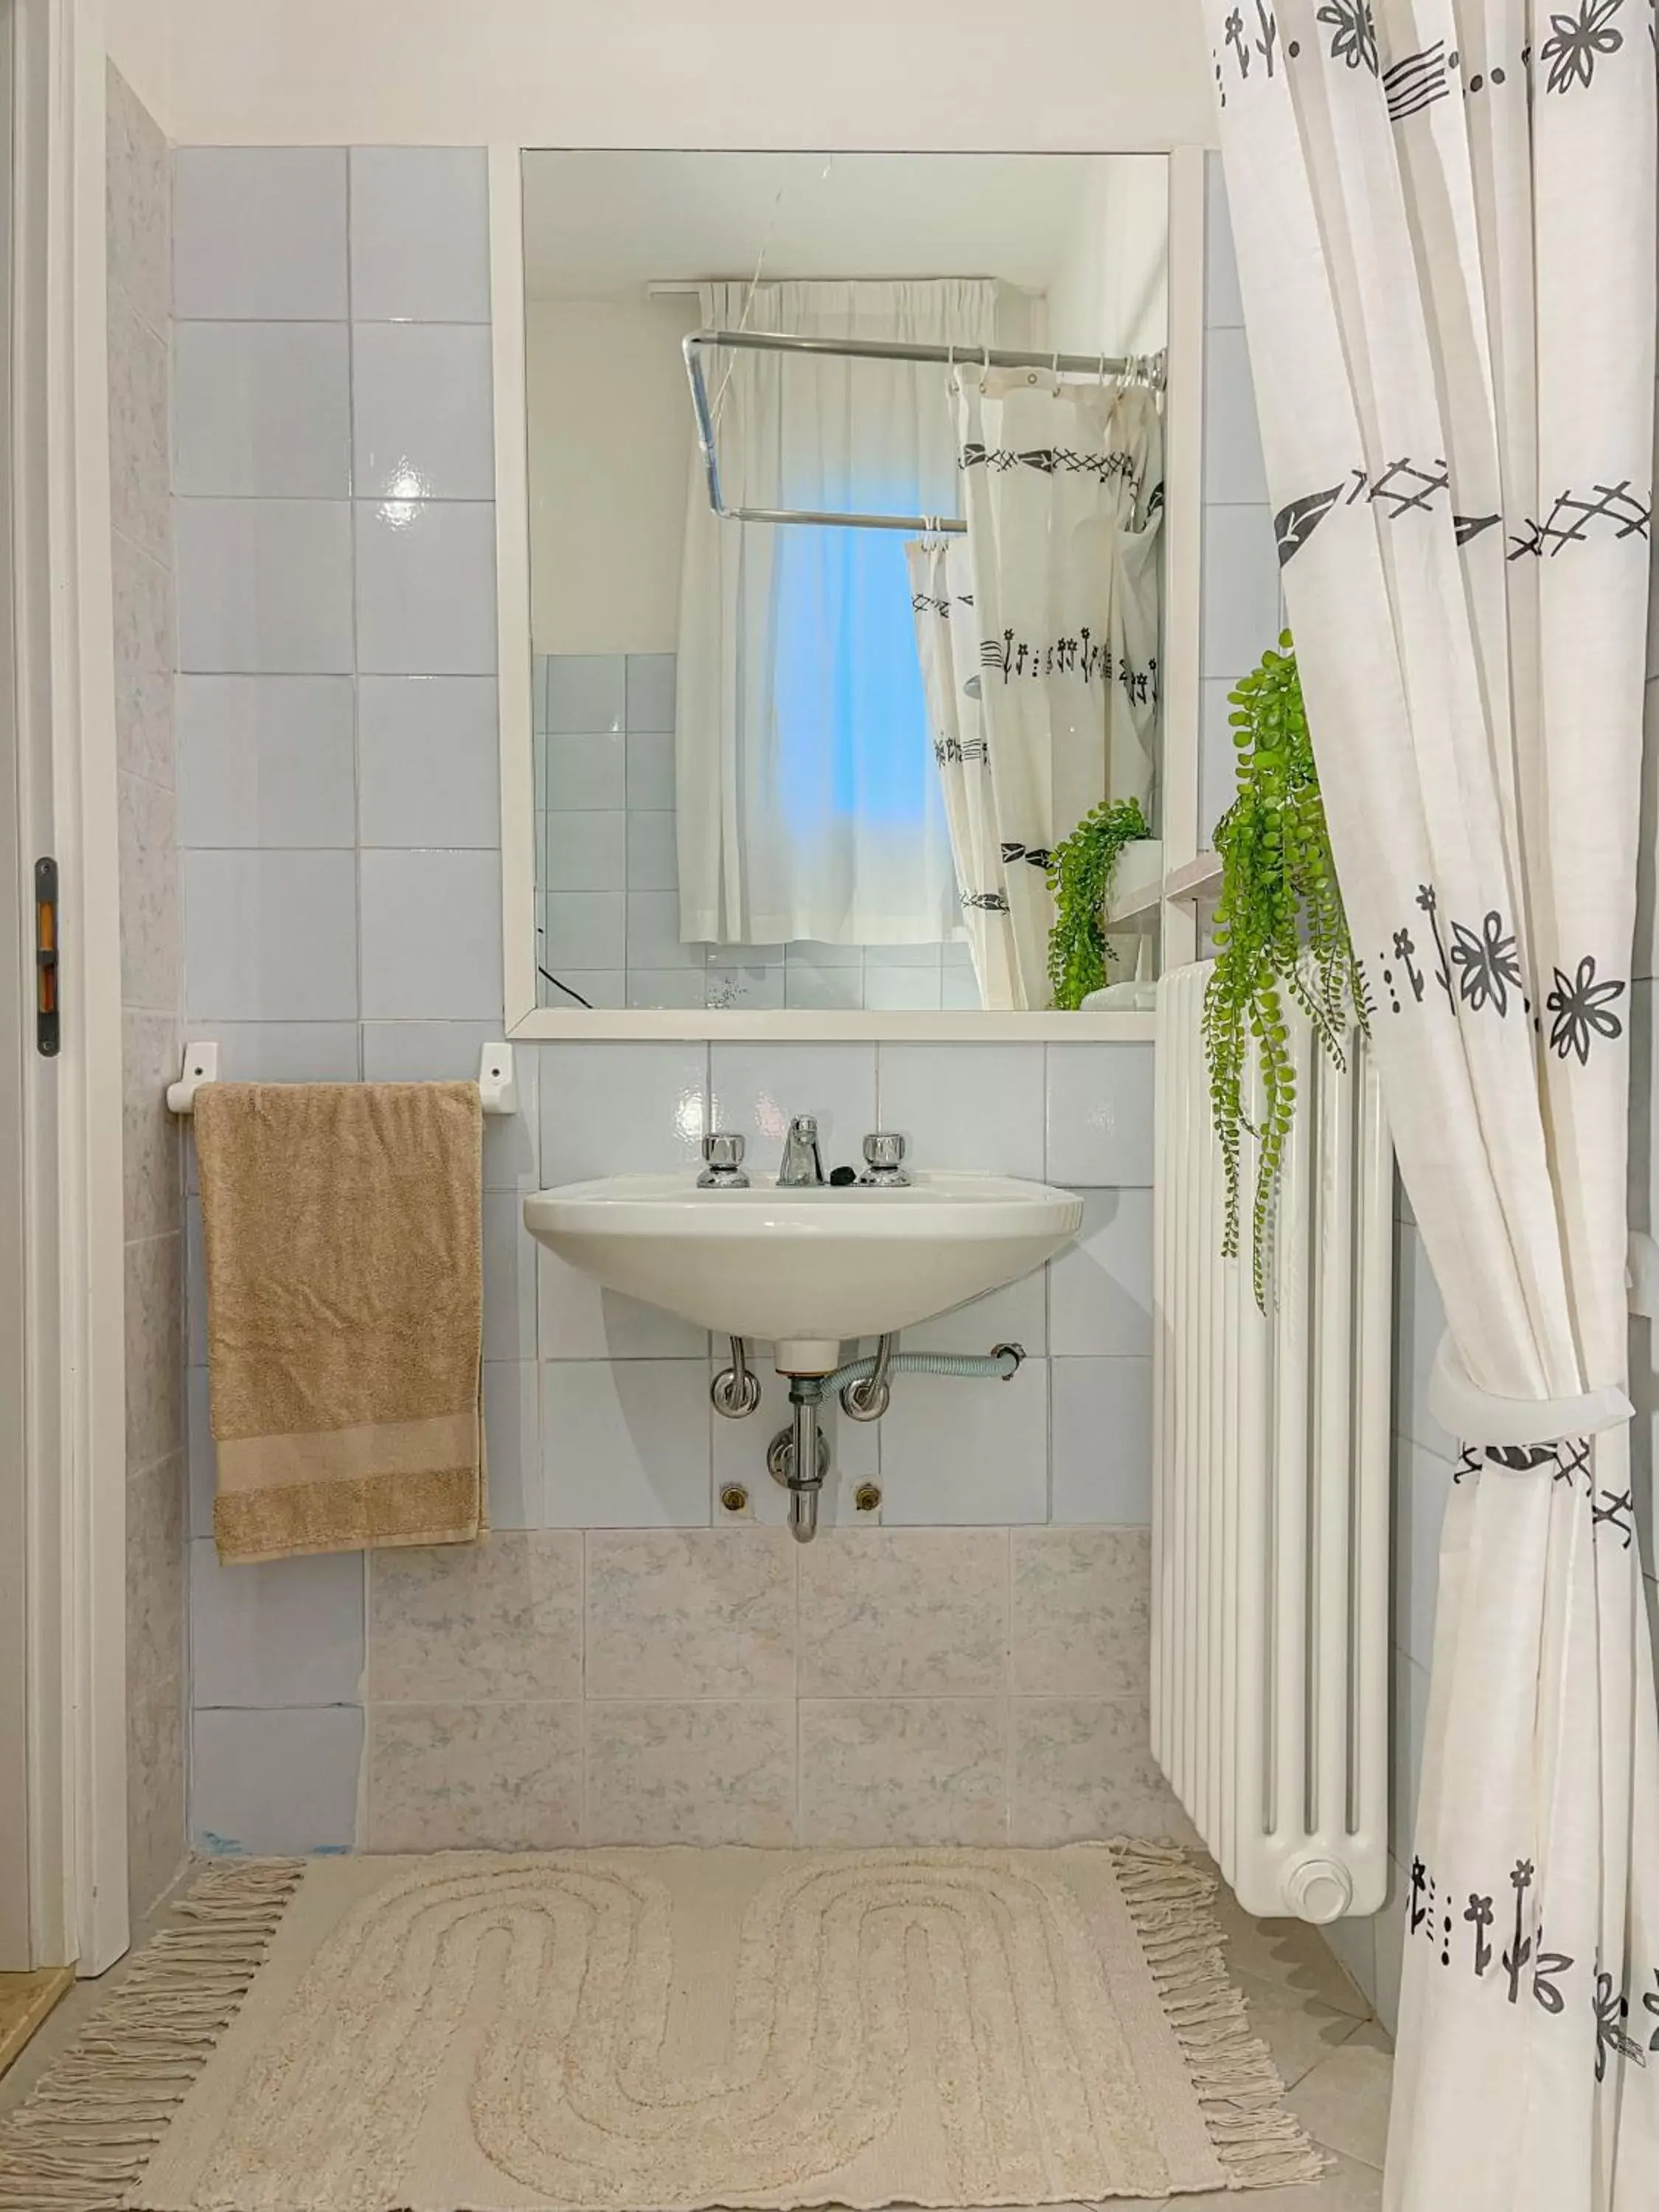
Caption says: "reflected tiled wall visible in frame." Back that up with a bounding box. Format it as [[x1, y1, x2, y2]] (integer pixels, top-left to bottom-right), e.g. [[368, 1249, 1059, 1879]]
[[534, 652, 977, 1012], [110, 63, 188, 1921]]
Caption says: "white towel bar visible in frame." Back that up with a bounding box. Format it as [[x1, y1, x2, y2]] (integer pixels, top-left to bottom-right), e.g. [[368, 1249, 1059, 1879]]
[[166, 1040, 518, 1116]]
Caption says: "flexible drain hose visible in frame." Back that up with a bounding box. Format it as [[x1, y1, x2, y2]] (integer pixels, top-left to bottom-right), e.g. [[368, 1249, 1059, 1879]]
[[795, 1343, 1023, 1404]]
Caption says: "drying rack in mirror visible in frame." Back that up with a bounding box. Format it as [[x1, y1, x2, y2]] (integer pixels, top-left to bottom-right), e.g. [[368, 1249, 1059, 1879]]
[[684, 328, 1169, 535]]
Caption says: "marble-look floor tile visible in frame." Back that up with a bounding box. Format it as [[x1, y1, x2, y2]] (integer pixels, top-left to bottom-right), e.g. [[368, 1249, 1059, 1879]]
[[799, 1698, 1006, 1845], [585, 1528, 795, 1697], [1009, 1527, 1150, 1697], [366, 1702, 581, 1851], [1231, 1969, 1371, 2093], [1211, 1884, 1374, 2021], [1010, 1697, 1198, 1846], [585, 1700, 795, 1846], [368, 1532, 581, 1702], [798, 1528, 1007, 1696], [1287, 2022, 1393, 2169]]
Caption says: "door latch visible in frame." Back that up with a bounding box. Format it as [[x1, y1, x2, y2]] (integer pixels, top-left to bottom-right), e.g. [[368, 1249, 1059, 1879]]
[[35, 857, 58, 1057]]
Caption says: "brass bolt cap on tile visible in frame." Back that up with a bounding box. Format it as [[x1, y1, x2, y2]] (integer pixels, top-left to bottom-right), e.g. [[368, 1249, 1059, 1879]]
[[719, 1483, 750, 1514], [854, 1483, 882, 1513]]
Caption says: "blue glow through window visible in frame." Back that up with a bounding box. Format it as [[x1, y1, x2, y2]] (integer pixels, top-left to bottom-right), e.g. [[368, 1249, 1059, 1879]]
[[771, 522, 934, 831]]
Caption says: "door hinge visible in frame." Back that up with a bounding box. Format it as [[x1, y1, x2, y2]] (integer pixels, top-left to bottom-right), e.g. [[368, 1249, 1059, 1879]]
[[34, 856, 58, 1056]]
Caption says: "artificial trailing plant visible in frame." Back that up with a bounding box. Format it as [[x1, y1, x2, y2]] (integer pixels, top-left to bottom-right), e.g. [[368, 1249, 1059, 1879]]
[[1202, 632, 1365, 1309], [1046, 795, 1152, 1011]]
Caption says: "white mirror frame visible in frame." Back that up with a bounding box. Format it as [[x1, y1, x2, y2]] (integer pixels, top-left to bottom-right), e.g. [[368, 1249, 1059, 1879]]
[[494, 142, 1207, 1041]]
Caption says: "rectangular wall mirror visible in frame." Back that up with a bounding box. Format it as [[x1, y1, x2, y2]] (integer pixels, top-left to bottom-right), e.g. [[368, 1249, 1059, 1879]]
[[520, 148, 1176, 1021]]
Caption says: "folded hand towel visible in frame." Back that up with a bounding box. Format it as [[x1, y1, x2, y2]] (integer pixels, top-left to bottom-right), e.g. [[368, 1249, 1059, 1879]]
[[193, 1081, 485, 1562]]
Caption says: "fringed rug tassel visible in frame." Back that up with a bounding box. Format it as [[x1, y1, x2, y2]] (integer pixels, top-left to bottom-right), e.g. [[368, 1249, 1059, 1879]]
[[0, 1859, 304, 2212], [1112, 1840, 1329, 2191]]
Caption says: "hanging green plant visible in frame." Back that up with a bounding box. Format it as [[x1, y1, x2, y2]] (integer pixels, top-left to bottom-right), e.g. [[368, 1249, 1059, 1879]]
[[1046, 795, 1152, 1011], [1202, 633, 1366, 1309]]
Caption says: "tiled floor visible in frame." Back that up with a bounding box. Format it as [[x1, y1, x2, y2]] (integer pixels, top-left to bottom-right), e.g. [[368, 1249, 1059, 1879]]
[[0, 1861, 1391, 2205]]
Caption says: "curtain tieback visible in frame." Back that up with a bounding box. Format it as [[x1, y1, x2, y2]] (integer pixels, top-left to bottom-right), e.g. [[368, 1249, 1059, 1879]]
[[1427, 1333, 1632, 1448]]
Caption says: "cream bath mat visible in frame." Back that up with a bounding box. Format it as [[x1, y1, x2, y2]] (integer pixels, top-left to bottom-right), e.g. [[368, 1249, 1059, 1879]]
[[0, 1848, 1322, 2212]]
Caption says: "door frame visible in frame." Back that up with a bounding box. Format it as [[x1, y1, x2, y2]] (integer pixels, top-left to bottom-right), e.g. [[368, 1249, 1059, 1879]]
[[1, 0, 131, 1977]]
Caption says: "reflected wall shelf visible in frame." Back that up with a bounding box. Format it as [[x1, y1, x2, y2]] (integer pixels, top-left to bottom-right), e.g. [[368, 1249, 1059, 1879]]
[[1104, 843, 1224, 925]]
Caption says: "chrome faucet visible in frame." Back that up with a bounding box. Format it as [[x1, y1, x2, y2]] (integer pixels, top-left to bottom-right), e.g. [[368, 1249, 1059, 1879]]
[[779, 1114, 827, 1188]]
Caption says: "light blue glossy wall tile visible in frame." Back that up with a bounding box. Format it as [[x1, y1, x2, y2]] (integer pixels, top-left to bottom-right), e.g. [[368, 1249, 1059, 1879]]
[[542, 1360, 713, 1528], [538, 1042, 708, 1183], [546, 653, 626, 734], [1048, 1189, 1154, 1357], [348, 147, 490, 323], [1046, 1043, 1155, 1186], [175, 148, 348, 321], [173, 321, 350, 498], [355, 499, 498, 676], [875, 1043, 1046, 1180], [176, 499, 354, 673], [351, 321, 495, 499], [190, 1540, 364, 1708], [192, 1707, 362, 1855], [625, 653, 676, 733], [182, 849, 358, 1021], [358, 849, 504, 1020], [357, 676, 501, 847], [178, 674, 356, 847], [1049, 1357, 1153, 1524]]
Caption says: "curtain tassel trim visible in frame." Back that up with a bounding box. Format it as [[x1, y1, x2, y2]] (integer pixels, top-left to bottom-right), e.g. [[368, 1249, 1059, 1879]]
[[0, 1858, 305, 2212], [1110, 1841, 1329, 2190]]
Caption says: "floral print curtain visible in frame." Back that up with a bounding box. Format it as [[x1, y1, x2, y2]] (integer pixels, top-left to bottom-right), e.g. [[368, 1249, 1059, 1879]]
[[1201, 3, 1658, 2205]]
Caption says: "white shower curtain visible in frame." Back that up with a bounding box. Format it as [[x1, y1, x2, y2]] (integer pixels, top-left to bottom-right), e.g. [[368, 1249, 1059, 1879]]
[[676, 280, 1032, 947], [1202, 5, 1658, 2208], [908, 372, 1162, 1008]]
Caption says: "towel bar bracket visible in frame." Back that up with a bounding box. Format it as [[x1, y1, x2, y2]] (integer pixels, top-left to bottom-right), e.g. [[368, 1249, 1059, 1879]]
[[166, 1040, 518, 1117]]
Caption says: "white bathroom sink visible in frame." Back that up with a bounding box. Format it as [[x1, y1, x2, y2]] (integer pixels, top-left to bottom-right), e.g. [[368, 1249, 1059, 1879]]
[[523, 1172, 1082, 1373]]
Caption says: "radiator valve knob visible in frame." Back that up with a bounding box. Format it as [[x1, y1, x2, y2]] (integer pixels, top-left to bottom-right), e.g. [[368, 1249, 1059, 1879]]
[[1282, 1856, 1353, 1925]]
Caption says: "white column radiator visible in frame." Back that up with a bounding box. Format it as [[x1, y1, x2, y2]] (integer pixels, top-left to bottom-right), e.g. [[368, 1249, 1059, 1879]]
[[1151, 959, 1392, 1923]]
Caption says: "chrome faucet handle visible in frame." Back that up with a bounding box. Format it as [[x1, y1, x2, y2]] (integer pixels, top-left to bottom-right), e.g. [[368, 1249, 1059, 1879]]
[[698, 1131, 749, 1188], [858, 1132, 911, 1187]]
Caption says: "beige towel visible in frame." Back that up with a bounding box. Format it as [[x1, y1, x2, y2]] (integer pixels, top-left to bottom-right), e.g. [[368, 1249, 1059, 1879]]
[[194, 1081, 485, 1563]]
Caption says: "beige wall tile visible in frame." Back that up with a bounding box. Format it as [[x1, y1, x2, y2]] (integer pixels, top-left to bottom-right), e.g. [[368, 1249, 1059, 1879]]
[[1011, 1528, 1151, 1697], [1011, 1697, 1198, 1846], [117, 770, 180, 1015], [369, 1531, 582, 1703], [126, 1454, 186, 1917], [112, 533, 176, 787], [585, 1700, 796, 1846], [123, 1009, 182, 1245], [799, 1698, 1007, 1846], [127, 1662, 186, 1919], [124, 1232, 184, 1474], [799, 1528, 1008, 1696], [106, 62, 170, 338], [366, 1702, 582, 1850], [108, 298, 172, 570], [585, 1529, 795, 1698]]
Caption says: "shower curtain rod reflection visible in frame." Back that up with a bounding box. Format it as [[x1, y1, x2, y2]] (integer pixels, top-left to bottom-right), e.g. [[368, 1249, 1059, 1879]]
[[683, 327, 1166, 534]]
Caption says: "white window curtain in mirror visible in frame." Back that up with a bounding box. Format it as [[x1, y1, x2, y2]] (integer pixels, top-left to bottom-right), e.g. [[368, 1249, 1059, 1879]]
[[908, 371, 1161, 1009], [676, 279, 1034, 947], [1202, 5, 1657, 2208]]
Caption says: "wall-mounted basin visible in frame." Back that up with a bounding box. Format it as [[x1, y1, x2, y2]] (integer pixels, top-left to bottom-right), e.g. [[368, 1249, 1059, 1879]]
[[523, 1172, 1083, 1374]]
